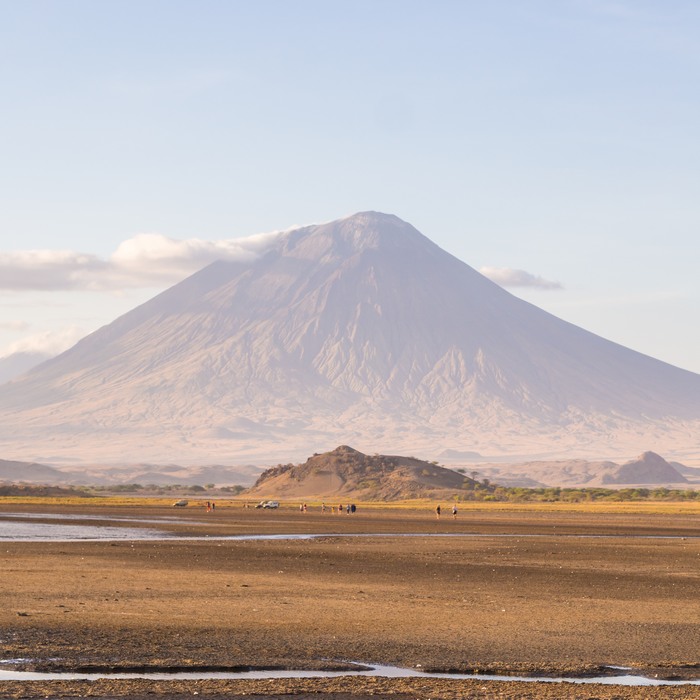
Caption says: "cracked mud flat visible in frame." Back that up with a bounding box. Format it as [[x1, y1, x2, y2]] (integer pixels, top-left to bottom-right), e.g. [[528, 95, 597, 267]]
[[1, 503, 699, 698]]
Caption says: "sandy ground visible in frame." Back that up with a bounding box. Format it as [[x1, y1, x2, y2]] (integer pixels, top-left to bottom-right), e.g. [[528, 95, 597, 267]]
[[0, 502, 699, 699]]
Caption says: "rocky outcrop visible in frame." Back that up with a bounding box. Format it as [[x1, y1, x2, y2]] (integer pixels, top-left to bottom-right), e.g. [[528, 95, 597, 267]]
[[246, 445, 473, 500]]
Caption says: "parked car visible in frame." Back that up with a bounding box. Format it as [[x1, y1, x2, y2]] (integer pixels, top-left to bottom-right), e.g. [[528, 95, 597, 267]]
[[255, 500, 279, 509], [172, 499, 189, 507]]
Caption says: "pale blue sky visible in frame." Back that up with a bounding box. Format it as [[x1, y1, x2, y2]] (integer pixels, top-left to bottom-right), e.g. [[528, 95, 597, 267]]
[[1, 1, 699, 372]]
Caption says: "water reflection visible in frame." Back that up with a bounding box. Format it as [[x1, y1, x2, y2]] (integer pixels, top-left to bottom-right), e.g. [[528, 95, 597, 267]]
[[0, 512, 200, 524], [0, 663, 697, 686], [0, 520, 168, 541], [1, 512, 697, 543]]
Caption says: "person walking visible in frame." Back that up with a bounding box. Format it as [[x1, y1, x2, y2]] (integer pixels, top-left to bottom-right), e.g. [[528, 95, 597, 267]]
[[435, 505, 441, 519], [452, 504, 458, 519]]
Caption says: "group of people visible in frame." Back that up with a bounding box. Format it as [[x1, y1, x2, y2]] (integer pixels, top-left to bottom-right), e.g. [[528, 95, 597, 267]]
[[312, 503, 357, 513], [243, 501, 457, 517], [435, 504, 458, 519]]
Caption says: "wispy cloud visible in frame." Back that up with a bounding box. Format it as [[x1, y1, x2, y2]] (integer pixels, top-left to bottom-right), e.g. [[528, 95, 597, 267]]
[[479, 266, 562, 290], [0, 250, 108, 291], [1, 234, 562, 294], [0, 230, 285, 292], [0, 326, 86, 359]]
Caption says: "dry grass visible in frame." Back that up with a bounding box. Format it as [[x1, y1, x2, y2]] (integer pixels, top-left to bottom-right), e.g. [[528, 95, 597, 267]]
[[2, 494, 700, 514]]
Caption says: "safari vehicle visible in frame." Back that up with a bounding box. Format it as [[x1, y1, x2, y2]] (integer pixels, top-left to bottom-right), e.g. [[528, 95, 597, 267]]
[[172, 499, 189, 507], [255, 500, 279, 509]]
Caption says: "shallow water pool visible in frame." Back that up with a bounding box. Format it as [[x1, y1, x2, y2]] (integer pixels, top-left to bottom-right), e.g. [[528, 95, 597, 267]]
[[0, 663, 698, 686]]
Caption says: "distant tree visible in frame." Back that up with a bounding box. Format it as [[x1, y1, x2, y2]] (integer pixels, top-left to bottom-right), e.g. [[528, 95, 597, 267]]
[[219, 485, 245, 494]]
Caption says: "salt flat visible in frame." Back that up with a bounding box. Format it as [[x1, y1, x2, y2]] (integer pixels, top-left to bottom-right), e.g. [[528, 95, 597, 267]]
[[1, 502, 699, 699]]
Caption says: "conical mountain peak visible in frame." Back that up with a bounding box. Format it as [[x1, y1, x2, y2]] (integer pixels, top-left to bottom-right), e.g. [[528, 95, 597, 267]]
[[0, 212, 698, 465], [273, 211, 440, 262]]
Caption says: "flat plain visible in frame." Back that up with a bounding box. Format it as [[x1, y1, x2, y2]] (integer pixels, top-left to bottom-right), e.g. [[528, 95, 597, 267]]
[[0, 501, 699, 699]]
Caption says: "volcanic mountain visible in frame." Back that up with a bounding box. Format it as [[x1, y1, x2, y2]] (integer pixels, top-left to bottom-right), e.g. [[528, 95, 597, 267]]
[[0, 211, 699, 466]]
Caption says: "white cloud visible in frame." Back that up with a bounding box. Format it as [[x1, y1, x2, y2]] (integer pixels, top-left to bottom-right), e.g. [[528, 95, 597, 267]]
[[0, 251, 108, 290], [0, 326, 86, 359], [0, 230, 285, 292], [109, 230, 282, 282], [480, 266, 562, 290]]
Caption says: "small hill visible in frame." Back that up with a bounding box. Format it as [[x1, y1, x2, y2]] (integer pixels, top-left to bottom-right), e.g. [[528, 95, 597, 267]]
[[600, 451, 688, 485], [0, 458, 261, 487], [444, 450, 693, 488], [0, 459, 69, 483], [245, 445, 473, 500], [126, 463, 261, 487]]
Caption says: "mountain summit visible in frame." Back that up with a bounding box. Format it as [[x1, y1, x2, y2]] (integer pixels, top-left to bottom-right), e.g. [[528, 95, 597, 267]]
[[1, 211, 699, 464]]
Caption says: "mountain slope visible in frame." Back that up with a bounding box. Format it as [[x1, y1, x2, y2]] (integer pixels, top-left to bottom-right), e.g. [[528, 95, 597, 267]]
[[0, 351, 53, 385], [0, 211, 698, 465]]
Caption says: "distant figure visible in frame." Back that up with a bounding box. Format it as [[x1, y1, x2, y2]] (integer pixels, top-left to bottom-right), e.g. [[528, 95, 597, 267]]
[[452, 504, 458, 519], [435, 505, 441, 518], [321, 503, 326, 513], [346, 504, 351, 514], [303, 502, 307, 513], [338, 504, 343, 514], [206, 501, 211, 512], [211, 501, 216, 511], [350, 503, 356, 514]]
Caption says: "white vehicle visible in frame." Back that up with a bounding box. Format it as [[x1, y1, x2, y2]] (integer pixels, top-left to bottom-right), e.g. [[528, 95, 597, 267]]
[[172, 499, 189, 507], [255, 500, 279, 509]]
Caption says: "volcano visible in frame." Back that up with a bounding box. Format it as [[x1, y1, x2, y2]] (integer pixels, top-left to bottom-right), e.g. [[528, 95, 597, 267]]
[[1, 211, 699, 465]]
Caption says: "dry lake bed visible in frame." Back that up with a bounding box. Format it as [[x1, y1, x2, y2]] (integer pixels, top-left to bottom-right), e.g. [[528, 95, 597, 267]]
[[1, 501, 699, 699]]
